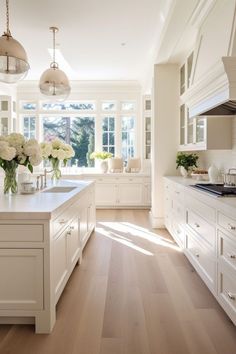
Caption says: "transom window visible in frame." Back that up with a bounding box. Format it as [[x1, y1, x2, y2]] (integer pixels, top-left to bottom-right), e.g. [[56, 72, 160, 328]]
[[41, 102, 96, 111]]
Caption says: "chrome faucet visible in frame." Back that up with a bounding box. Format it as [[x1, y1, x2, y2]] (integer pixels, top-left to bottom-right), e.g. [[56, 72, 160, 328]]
[[43, 168, 53, 188]]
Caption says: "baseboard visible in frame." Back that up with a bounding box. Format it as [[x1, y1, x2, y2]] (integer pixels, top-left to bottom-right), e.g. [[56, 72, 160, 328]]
[[149, 211, 165, 229]]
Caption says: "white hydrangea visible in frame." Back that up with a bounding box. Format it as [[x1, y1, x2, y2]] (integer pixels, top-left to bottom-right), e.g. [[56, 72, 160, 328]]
[[6, 133, 25, 149], [41, 139, 75, 162], [0, 141, 16, 161]]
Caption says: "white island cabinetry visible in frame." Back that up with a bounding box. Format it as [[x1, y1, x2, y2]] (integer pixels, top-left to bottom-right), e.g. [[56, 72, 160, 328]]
[[0, 180, 95, 333], [164, 177, 236, 325]]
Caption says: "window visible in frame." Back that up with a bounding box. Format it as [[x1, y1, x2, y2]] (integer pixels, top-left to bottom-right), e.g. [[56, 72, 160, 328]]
[[21, 102, 37, 110], [121, 101, 135, 111], [20, 98, 138, 168], [121, 116, 135, 160], [23, 116, 36, 139], [102, 116, 115, 155], [41, 102, 96, 111], [101, 101, 116, 111], [42, 116, 95, 167]]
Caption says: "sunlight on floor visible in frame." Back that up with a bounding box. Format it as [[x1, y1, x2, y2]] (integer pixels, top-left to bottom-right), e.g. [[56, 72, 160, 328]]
[[96, 221, 181, 253], [96, 227, 154, 256]]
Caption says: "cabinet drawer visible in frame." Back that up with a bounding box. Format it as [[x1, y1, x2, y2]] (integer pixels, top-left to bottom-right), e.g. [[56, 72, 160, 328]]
[[96, 177, 117, 184], [52, 200, 79, 237], [0, 224, 43, 242], [186, 232, 215, 285], [218, 265, 236, 324], [172, 199, 185, 221], [187, 210, 215, 249], [172, 218, 185, 248], [218, 212, 236, 237], [218, 230, 236, 271], [186, 194, 216, 223]]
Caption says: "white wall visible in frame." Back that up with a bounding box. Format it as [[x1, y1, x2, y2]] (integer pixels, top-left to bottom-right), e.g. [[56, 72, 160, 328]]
[[151, 64, 179, 228], [198, 116, 236, 173]]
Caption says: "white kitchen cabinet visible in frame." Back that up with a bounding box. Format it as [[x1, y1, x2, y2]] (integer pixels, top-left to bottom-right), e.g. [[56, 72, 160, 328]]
[[0, 181, 95, 333], [143, 95, 152, 160], [81, 174, 151, 208], [179, 111, 232, 151], [0, 249, 43, 310], [164, 177, 236, 325], [0, 96, 17, 135]]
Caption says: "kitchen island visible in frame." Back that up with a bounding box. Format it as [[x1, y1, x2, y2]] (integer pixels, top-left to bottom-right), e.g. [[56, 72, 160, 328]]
[[0, 180, 95, 333]]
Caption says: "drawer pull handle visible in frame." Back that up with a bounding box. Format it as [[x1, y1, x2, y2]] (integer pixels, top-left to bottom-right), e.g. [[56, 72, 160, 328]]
[[70, 225, 75, 231], [227, 253, 236, 259], [58, 219, 67, 225], [66, 230, 72, 236], [175, 191, 180, 194], [194, 223, 200, 228], [195, 253, 200, 258], [228, 223, 236, 231], [227, 292, 235, 301]]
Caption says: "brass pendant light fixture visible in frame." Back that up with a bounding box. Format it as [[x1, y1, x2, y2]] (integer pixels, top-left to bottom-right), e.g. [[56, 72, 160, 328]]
[[39, 27, 71, 101], [0, 0, 30, 83]]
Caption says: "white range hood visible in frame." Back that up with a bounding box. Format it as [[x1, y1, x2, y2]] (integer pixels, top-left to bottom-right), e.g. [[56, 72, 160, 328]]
[[183, 0, 236, 118]]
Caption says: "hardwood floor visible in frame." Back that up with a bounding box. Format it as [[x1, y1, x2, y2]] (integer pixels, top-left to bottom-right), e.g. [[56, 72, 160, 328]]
[[0, 209, 235, 354]]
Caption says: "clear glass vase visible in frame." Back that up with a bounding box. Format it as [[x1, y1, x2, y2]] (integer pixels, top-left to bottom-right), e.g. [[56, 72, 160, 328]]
[[51, 158, 61, 181], [4, 161, 18, 194]]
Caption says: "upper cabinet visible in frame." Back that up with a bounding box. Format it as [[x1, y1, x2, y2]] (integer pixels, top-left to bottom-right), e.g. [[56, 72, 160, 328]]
[[143, 95, 151, 160], [0, 96, 17, 136], [180, 52, 193, 96]]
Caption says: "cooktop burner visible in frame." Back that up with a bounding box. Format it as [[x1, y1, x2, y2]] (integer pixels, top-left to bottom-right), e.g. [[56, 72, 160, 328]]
[[192, 183, 236, 196]]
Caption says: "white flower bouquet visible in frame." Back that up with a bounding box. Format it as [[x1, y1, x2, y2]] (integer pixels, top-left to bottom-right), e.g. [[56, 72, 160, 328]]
[[40, 138, 75, 180], [0, 133, 42, 194]]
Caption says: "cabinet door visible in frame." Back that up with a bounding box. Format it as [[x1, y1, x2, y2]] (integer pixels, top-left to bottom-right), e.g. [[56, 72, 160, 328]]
[[0, 249, 43, 310], [80, 207, 88, 247], [118, 183, 143, 205], [67, 218, 80, 269], [53, 230, 69, 302], [95, 183, 117, 206], [143, 183, 151, 205]]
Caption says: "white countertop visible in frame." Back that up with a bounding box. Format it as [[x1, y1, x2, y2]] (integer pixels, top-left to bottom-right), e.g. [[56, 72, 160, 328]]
[[0, 179, 94, 220], [164, 176, 236, 215]]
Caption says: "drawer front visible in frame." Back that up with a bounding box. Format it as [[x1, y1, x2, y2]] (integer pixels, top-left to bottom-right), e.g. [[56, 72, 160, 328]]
[[172, 198, 185, 221], [0, 224, 43, 242], [186, 194, 216, 223], [187, 210, 215, 249], [186, 232, 215, 284], [96, 177, 117, 184], [218, 265, 236, 323], [172, 218, 185, 248], [218, 212, 236, 237], [52, 200, 80, 237], [218, 230, 236, 271]]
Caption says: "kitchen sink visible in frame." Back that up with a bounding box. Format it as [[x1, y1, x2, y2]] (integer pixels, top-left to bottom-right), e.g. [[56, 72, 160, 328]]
[[43, 186, 77, 193]]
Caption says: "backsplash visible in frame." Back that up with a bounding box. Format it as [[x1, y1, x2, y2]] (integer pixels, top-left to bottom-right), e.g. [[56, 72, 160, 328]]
[[198, 116, 236, 173]]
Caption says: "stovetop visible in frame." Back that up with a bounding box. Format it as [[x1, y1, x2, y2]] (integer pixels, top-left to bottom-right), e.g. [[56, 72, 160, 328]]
[[191, 183, 236, 196]]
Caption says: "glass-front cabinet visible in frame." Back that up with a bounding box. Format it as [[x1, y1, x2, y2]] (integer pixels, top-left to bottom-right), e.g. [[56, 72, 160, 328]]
[[0, 96, 17, 136], [143, 96, 151, 159]]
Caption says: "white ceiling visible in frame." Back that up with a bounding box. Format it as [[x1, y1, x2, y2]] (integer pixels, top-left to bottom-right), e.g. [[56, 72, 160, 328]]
[[0, 0, 172, 82]]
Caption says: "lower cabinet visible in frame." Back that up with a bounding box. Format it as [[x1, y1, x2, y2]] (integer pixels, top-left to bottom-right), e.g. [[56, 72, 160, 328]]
[[0, 182, 96, 333], [0, 249, 43, 310], [164, 177, 236, 325]]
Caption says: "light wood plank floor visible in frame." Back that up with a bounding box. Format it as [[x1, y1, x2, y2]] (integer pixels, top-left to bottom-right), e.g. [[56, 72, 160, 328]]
[[0, 209, 236, 354]]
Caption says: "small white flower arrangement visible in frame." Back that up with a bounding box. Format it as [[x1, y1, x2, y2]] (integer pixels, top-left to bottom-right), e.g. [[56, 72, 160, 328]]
[[0, 133, 42, 194], [40, 138, 75, 180]]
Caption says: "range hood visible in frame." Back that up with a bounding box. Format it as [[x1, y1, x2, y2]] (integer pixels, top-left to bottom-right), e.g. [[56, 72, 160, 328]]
[[182, 0, 236, 118]]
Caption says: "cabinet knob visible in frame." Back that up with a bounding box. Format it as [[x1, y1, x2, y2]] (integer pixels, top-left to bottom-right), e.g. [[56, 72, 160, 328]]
[[227, 253, 236, 259], [69, 225, 75, 231], [227, 292, 235, 301], [66, 230, 72, 236], [194, 223, 200, 228], [195, 253, 200, 258], [228, 223, 236, 231]]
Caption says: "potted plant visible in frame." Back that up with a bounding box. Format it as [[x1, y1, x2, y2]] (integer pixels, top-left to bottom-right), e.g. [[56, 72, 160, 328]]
[[176, 152, 199, 177], [90, 151, 113, 173]]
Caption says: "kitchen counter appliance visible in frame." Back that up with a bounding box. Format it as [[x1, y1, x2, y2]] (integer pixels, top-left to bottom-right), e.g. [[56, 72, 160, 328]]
[[192, 183, 236, 196]]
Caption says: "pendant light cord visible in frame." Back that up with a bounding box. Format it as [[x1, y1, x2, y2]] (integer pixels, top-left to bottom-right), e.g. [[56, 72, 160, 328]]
[[53, 28, 55, 64], [6, 0, 10, 36], [50, 27, 58, 69]]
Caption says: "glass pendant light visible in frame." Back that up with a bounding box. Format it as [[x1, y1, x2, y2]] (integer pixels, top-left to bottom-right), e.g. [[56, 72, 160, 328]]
[[39, 27, 71, 101], [0, 0, 30, 83]]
